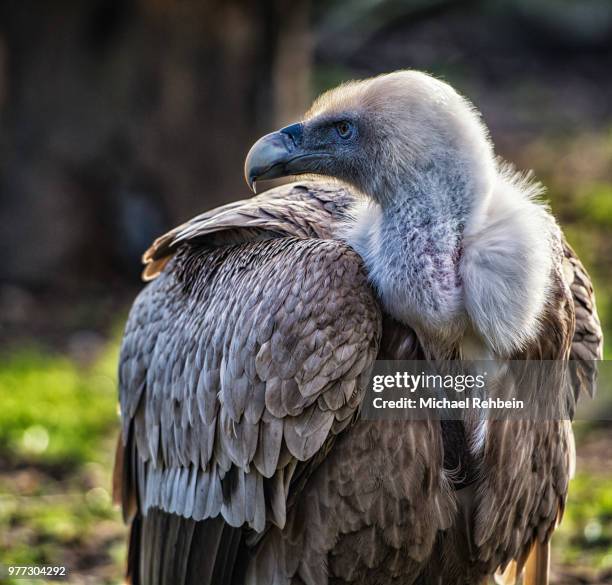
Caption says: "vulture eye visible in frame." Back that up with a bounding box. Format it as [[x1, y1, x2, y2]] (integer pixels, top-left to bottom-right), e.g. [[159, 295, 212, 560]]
[[335, 121, 354, 139]]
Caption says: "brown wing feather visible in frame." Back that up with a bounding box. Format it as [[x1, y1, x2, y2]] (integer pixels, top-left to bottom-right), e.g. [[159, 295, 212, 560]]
[[116, 226, 382, 583], [121, 235, 382, 518], [562, 238, 604, 400], [141, 182, 355, 280], [247, 315, 452, 584]]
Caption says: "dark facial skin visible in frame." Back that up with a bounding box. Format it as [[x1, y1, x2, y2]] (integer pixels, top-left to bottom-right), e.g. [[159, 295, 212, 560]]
[[244, 112, 373, 193]]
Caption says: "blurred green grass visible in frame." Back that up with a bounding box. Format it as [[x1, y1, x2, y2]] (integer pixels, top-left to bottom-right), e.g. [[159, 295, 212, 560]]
[[554, 471, 612, 572], [0, 348, 119, 466], [0, 343, 126, 585]]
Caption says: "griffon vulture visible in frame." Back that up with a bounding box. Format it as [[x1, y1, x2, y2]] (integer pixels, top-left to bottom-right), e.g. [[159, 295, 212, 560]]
[[114, 71, 603, 585]]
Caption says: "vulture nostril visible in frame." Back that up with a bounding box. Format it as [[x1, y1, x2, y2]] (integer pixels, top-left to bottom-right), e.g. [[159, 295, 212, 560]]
[[280, 123, 303, 149]]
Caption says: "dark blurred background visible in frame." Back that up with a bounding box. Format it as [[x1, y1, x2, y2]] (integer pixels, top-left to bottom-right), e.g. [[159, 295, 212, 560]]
[[0, 1, 611, 583]]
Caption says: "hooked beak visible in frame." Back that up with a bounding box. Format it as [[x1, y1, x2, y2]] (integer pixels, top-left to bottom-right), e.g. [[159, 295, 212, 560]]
[[244, 122, 315, 193]]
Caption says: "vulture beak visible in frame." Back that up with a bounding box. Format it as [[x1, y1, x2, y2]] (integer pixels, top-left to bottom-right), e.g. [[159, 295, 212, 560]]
[[244, 123, 306, 193]]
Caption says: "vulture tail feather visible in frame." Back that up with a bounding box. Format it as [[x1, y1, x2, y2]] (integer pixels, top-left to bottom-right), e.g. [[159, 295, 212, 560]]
[[524, 541, 550, 585], [126, 513, 141, 584], [131, 508, 246, 585]]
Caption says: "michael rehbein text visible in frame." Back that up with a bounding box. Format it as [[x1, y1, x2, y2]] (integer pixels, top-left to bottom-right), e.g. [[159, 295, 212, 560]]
[[371, 372, 525, 410]]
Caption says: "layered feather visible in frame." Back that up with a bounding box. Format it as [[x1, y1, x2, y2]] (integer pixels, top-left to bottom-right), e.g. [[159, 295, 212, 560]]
[[115, 180, 602, 585]]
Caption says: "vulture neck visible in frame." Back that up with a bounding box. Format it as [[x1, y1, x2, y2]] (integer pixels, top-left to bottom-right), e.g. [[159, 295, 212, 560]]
[[349, 157, 493, 358]]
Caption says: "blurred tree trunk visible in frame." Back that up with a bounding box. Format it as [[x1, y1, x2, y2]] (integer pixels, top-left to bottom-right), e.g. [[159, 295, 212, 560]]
[[0, 0, 311, 293]]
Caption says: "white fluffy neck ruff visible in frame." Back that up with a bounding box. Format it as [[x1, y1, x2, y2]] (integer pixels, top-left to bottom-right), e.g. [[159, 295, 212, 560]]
[[344, 157, 553, 359]]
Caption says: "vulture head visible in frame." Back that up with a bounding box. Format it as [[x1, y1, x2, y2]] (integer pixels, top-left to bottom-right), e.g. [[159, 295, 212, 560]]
[[245, 70, 495, 212], [245, 70, 553, 355]]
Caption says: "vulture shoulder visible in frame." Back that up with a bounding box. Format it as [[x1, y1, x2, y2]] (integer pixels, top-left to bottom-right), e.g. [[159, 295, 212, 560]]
[[142, 182, 355, 280], [116, 182, 382, 537]]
